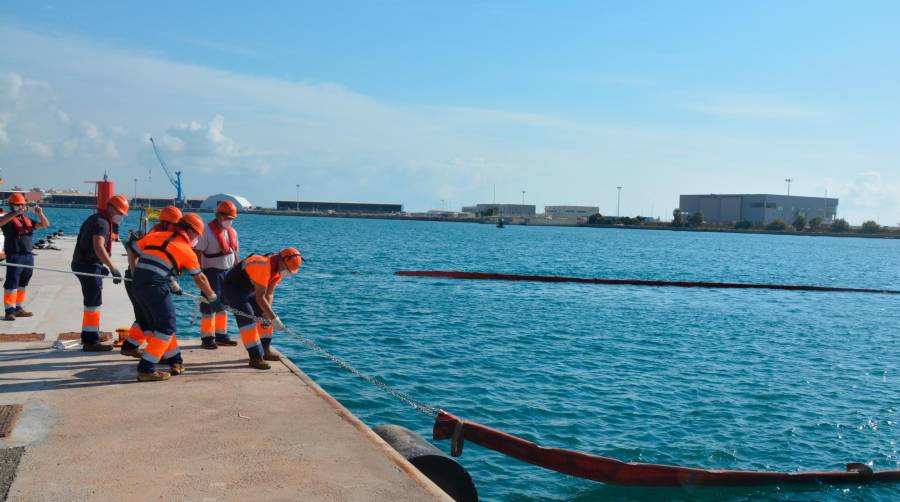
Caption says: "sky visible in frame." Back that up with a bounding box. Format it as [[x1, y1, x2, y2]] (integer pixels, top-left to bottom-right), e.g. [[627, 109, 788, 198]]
[[1, 1, 899, 222]]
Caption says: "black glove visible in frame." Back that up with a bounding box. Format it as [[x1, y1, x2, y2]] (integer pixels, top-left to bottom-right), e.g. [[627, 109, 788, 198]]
[[111, 269, 123, 285], [124, 269, 133, 279], [99, 266, 110, 276]]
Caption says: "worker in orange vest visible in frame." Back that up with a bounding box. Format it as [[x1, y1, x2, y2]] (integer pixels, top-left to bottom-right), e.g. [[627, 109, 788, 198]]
[[193, 200, 240, 349], [0, 193, 50, 320], [222, 248, 302, 369], [120, 205, 183, 358], [131, 213, 218, 381], [70, 194, 129, 350]]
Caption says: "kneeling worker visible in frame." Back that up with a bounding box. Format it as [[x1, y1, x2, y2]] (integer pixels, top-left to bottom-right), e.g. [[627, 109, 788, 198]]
[[0, 194, 50, 320], [120, 205, 182, 357], [223, 248, 302, 369], [71, 194, 128, 350], [132, 213, 218, 381]]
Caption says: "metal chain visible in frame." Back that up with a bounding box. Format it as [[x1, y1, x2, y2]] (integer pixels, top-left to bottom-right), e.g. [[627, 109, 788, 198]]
[[181, 292, 439, 417]]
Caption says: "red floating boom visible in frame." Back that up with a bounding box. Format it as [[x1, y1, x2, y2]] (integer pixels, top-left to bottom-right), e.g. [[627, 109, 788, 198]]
[[433, 411, 900, 487], [396, 271, 900, 295]]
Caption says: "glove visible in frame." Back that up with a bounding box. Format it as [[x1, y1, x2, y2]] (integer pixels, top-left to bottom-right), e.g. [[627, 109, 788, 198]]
[[99, 266, 110, 276], [124, 269, 133, 279], [272, 316, 286, 332], [168, 280, 183, 295], [204, 293, 223, 311], [260, 318, 272, 329], [111, 268, 123, 285]]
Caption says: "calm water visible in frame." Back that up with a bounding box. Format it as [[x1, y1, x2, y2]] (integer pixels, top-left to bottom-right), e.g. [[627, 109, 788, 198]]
[[42, 208, 900, 501]]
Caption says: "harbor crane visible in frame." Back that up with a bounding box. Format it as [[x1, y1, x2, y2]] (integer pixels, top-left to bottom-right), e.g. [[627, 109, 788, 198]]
[[149, 137, 184, 206]]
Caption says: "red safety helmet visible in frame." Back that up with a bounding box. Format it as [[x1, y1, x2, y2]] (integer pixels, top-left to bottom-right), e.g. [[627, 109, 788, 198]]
[[279, 247, 303, 273], [180, 213, 205, 235], [216, 200, 238, 219], [107, 195, 130, 215], [159, 205, 183, 225], [8, 193, 26, 205]]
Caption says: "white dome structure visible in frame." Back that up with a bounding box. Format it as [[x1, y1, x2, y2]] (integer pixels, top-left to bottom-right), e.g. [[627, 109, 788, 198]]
[[201, 193, 253, 211]]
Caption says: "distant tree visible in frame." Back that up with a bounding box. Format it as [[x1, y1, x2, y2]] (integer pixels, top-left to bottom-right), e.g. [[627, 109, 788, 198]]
[[861, 220, 881, 233], [588, 213, 604, 225], [687, 212, 704, 228], [792, 215, 806, 231], [734, 219, 753, 230], [808, 217, 823, 231], [831, 218, 850, 233], [766, 219, 788, 231], [671, 209, 684, 227], [621, 216, 637, 225]]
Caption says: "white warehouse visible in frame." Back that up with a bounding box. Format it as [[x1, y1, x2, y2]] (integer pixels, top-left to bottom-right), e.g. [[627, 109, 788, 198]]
[[544, 206, 599, 219]]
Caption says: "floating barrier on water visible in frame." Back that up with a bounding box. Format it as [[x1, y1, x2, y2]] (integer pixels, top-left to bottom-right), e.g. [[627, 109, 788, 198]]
[[395, 271, 900, 294], [374, 424, 477, 501], [432, 411, 900, 487]]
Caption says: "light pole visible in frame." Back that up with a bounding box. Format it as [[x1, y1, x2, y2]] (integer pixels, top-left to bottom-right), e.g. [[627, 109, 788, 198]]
[[295, 184, 300, 211], [521, 190, 526, 205], [133, 178, 138, 206], [616, 186, 622, 217], [785, 178, 792, 196]]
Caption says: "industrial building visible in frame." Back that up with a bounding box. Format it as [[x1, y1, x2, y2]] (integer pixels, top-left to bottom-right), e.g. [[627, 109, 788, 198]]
[[544, 206, 599, 219], [201, 193, 253, 211], [275, 200, 403, 214], [461, 204, 536, 217], [678, 194, 838, 225]]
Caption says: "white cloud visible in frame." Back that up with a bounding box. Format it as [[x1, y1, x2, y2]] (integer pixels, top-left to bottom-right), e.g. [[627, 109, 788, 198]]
[[24, 139, 53, 158], [818, 172, 900, 224], [687, 94, 827, 121]]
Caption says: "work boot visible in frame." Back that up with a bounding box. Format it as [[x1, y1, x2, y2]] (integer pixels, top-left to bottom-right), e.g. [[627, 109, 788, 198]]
[[120, 346, 143, 358], [200, 338, 218, 350], [83, 342, 114, 352], [3, 312, 15, 321], [137, 370, 171, 382], [169, 363, 185, 376], [214, 335, 238, 346], [262, 348, 280, 362], [13, 308, 33, 317], [248, 358, 271, 370]]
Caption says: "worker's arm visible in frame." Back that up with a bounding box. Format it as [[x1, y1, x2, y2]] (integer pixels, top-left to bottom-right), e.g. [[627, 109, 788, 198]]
[[0, 212, 17, 226], [126, 248, 139, 272], [92, 235, 118, 272], [33, 205, 50, 229], [190, 273, 216, 299], [254, 282, 277, 320]]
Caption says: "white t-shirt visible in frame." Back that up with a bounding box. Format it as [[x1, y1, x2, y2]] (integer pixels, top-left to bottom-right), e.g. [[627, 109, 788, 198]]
[[194, 223, 238, 270]]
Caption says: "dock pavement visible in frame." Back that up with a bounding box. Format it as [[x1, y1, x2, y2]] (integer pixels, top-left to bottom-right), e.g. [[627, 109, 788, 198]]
[[0, 236, 448, 501]]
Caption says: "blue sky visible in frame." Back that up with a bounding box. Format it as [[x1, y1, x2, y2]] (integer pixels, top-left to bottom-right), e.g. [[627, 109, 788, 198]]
[[2, 1, 899, 222]]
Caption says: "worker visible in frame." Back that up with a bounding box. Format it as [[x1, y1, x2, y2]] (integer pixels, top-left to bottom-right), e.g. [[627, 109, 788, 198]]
[[131, 213, 218, 381], [70, 195, 129, 350], [222, 248, 302, 369], [193, 200, 240, 349], [1, 194, 50, 321], [120, 205, 182, 357]]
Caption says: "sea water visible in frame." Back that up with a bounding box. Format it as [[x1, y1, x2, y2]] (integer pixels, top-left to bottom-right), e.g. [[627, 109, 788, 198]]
[[39, 208, 900, 501]]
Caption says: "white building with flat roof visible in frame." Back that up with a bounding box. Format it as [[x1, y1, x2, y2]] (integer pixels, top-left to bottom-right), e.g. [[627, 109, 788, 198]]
[[544, 206, 599, 219]]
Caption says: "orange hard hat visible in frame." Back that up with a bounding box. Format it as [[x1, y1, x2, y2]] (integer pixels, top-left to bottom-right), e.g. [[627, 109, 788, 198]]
[[279, 247, 303, 273], [107, 194, 130, 215], [180, 213, 205, 235], [216, 200, 238, 219], [8, 193, 26, 205], [159, 205, 183, 225]]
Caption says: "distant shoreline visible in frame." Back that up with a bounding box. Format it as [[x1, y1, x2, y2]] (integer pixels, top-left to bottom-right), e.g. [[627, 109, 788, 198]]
[[38, 204, 900, 240]]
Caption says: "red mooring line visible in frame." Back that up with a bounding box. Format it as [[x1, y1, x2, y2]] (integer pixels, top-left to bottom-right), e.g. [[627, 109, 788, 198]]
[[395, 271, 900, 295]]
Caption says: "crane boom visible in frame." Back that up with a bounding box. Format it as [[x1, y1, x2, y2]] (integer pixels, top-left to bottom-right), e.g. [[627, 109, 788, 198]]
[[149, 137, 184, 205]]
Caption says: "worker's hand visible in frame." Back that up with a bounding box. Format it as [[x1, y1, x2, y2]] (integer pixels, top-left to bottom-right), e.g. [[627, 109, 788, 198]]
[[34, 205, 43, 216], [99, 266, 110, 276], [204, 293, 223, 311], [111, 268, 123, 285], [272, 316, 286, 332], [260, 318, 272, 329], [168, 280, 182, 295]]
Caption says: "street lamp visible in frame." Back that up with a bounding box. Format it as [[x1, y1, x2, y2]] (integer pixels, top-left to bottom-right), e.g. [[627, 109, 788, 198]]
[[522, 190, 526, 204], [785, 178, 792, 196], [616, 186, 623, 217], [133, 178, 138, 206], [295, 184, 300, 211]]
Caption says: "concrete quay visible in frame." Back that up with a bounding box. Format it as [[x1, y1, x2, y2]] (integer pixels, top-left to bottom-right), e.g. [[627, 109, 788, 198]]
[[0, 237, 448, 501]]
